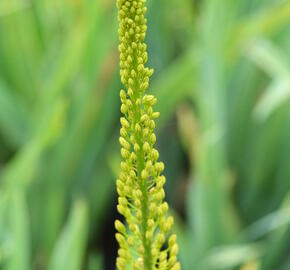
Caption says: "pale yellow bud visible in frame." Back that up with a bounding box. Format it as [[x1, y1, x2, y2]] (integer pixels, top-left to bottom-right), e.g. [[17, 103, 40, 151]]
[[169, 234, 177, 247], [141, 169, 148, 180], [115, 220, 126, 234], [170, 244, 179, 256]]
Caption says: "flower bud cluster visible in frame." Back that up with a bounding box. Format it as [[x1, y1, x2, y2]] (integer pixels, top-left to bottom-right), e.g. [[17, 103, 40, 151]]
[[115, 0, 180, 269]]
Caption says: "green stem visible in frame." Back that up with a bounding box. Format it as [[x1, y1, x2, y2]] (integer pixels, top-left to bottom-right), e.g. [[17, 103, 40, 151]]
[[137, 146, 152, 269], [133, 88, 152, 269]]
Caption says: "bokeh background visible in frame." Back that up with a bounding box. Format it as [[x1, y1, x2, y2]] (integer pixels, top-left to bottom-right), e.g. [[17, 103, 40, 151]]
[[0, 0, 290, 269]]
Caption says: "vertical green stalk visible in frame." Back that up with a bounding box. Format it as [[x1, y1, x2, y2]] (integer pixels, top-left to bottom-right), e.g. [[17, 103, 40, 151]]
[[115, 0, 180, 269]]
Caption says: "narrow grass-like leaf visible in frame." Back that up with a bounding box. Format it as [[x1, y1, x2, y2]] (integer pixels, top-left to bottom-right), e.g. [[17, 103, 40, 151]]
[[48, 200, 88, 270], [4, 191, 30, 270], [245, 39, 289, 79], [0, 80, 29, 147], [253, 79, 290, 121], [202, 243, 264, 270]]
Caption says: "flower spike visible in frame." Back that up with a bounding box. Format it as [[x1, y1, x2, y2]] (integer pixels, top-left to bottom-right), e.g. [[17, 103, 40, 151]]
[[115, 0, 180, 269]]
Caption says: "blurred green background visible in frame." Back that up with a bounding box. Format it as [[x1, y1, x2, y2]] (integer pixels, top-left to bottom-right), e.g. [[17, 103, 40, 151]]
[[0, 0, 290, 269]]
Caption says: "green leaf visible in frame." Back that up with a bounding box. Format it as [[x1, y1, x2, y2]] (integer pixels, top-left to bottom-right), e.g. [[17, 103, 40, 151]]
[[0, 80, 30, 147], [87, 253, 104, 270], [150, 48, 196, 125], [232, 2, 290, 55], [202, 243, 264, 269], [48, 199, 89, 270], [244, 206, 290, 241], [253, 79, 290, 121], [0, 0, 30, 17], [245, 39, 289, 79], [4, 191, 30, 270], [0, 97, 67, 191]]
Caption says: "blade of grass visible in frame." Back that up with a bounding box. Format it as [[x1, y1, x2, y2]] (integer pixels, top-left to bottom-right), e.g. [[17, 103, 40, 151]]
[[0, 79, 30, 147], [4, 191, 30, 270], [48, 199, 88, 270]]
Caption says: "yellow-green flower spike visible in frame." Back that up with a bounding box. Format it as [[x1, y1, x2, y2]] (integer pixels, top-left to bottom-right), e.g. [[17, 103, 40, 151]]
[[115, 0, 180, 269]]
